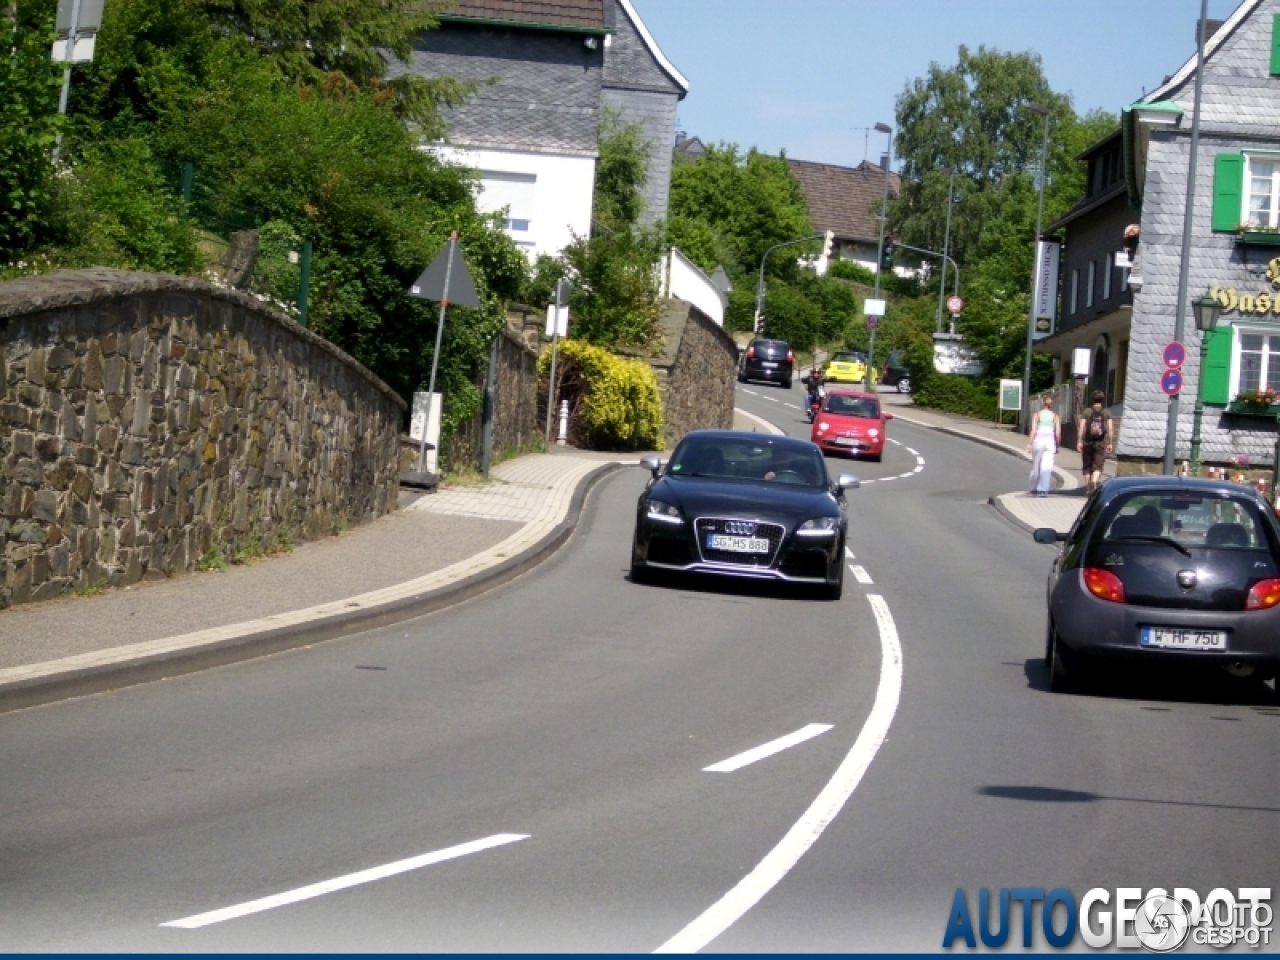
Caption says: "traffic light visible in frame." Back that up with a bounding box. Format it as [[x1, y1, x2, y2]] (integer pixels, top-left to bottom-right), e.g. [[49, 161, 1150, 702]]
[[882, 237, 895, 271], [821, 230, 835, 260]]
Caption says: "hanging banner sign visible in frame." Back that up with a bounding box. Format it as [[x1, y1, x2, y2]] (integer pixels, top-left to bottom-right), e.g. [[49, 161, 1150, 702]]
[[1032, 240, 1060, 339]]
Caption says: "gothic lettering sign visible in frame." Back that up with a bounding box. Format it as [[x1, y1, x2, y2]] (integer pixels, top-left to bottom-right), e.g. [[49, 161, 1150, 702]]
[[1211, 256, 1280, 315]]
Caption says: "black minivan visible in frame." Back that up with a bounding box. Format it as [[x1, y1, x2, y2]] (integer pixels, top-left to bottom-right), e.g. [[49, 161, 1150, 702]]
[[738, 338, 794, 388]]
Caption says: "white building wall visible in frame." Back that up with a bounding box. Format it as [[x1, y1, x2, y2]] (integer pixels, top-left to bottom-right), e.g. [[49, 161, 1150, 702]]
[[659, 248, 725, 325], [432, 145, 596, 261]]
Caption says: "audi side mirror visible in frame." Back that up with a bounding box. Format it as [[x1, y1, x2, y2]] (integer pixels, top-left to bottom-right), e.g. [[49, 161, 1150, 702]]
[[884, 412, 894, 420], [639, 455, 663, 477], [836, 474, 861, 491], [1033, 527, 1065, 544]]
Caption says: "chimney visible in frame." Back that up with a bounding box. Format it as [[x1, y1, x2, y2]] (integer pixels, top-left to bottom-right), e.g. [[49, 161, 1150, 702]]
[[1197, 18, 1224, 44]]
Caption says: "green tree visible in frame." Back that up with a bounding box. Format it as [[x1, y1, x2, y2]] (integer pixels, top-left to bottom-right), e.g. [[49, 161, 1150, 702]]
[[526, 113, 663, 350], [195, 0, 467, 128], [891, 44, 1117, 386], [0, 0, 63, 259]]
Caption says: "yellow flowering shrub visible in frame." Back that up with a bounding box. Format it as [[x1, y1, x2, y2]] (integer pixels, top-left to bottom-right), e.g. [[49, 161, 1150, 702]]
[[540, 339, 663, 450]]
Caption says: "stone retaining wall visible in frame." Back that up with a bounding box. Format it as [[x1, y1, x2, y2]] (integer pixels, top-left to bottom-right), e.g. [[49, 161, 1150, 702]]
[[444, 309, 542, 471], [0, 269, 404, 607], [649, 299, 738, 449]]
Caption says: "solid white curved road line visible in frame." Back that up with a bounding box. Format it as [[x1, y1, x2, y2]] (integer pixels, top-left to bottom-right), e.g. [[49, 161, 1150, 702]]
[[655, 594, 904, 953]]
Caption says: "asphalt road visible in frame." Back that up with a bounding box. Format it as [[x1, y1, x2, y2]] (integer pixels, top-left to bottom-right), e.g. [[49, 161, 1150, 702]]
[[0, 380, 1276, 951]]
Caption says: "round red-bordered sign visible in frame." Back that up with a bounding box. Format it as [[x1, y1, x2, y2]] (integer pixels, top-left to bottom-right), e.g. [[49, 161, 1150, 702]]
[[1163, 341, 1187, 369], [1161, 369, 1183, 396], [946, 295, 964, 314]]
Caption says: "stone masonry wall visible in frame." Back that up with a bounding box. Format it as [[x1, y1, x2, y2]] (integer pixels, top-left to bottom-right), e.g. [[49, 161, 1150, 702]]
[[0, 269, 404, 607], [649, 299, 737, 449], [444, 320, 541, 471]]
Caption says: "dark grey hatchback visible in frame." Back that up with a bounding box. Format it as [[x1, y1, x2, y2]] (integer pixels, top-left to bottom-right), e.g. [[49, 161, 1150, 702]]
[[1035, 477, 1280, 693], [737, 338, 794, 388]]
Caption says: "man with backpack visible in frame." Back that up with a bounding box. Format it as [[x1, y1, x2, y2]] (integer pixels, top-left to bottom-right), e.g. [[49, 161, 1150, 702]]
[[1076, 390, 1114, 494]]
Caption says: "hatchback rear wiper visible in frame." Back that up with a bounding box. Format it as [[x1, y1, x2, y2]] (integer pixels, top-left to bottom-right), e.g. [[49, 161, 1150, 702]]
[[1111, 534, 1192, 557]]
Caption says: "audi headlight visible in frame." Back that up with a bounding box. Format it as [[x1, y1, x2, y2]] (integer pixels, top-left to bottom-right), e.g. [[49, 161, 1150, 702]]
[[645, 499, 683, 524], [796, 516, 839, 537], [818, 421, 830, 431]]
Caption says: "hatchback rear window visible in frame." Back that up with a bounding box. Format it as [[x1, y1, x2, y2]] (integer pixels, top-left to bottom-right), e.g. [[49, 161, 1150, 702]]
[[754, 340, 789, 351], [1101, 492, 1270, 550]]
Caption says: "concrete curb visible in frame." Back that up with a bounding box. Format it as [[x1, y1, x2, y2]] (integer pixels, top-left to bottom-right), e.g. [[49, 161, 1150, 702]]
[[0, 462, 625, 715], [735, 406, 786, 436], [988, 493, 1035, 534], [889, 411, 1078, 491]]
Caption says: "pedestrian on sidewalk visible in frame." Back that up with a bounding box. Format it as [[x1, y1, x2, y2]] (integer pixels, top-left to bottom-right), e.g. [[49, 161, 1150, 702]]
[[1077, 390, 1115, 494], [1026, 395, 1060, 497]]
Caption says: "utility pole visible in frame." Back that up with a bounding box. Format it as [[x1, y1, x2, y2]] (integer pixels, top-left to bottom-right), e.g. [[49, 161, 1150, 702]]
[[1162, 0, 1211, 475], [867, 122, 892, 391], [1020, 101, 1051, 434], [934, 171, 956, 336], [544, 278, 570, 445]]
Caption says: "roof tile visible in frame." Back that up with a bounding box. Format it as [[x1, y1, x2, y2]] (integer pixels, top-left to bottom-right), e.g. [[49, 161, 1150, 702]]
[[787, 159, 901, 243], [442, 0, 605, 30]]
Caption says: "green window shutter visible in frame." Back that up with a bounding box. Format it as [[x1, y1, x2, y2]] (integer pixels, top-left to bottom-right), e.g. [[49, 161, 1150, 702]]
[[1271, 14, 1280, 74], [1212, 153, 1245, 232], [1200, 325, 1233, 404]]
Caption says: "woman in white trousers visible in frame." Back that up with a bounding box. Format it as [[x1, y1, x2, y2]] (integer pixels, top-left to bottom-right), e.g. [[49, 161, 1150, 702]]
[[1026, 396, 1060, 497]]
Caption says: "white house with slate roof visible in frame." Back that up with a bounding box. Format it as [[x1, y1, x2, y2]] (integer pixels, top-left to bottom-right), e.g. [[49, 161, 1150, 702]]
[[1116, 0, 1280, 477], [405, 0, 687, 260]]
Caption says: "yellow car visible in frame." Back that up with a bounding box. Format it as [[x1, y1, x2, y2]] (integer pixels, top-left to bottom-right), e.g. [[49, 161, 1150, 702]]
[[823, 351, 880, 385]]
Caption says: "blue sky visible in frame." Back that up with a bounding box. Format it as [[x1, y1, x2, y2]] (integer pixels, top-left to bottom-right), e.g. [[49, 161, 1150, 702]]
[[632, 0, 1242, 165]]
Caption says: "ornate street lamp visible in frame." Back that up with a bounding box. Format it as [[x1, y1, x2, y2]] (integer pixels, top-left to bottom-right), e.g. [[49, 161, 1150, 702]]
[[1189, 289, 1224, 474]]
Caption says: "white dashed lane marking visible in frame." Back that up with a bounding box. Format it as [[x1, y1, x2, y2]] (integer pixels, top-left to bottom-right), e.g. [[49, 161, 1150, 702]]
[[844, 547, 855, 560], [162, 835, 529, 929], [850, 565, 874, 585], [703, 724, 834, 773], [656, 594, 903, 953]]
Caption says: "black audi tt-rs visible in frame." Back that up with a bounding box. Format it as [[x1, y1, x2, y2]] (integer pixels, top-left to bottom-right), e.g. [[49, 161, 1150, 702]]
[[630, 430, 859, 600]]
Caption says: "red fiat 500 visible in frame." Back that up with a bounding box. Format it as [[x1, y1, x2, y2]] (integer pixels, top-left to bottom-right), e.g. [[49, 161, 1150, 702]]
[[810, 389, 891, 461]]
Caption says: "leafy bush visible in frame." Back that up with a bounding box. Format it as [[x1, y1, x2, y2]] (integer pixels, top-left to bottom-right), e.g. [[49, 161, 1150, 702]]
[[0, 2, 62, 258], [541, 340, 663, 450], [827, 260, 876, 286]]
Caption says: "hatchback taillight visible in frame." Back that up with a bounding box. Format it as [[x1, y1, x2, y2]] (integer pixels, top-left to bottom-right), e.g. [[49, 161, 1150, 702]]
[[787, 350, 795, 363], [1084, 568, 1126, 603], [1246, 578, 1280, 610], [746, 346, 755, 359]]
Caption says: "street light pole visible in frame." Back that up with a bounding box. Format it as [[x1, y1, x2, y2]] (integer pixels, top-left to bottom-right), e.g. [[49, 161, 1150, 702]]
[[867, 122, 893, 391], [1162, 0, 1211, 475], [892, 241, 959, 310], [753, 233, 828, 334], [1188, 290, 1223, 474], [934, 171, 956, 336], [1020, 101, 1051, 434]]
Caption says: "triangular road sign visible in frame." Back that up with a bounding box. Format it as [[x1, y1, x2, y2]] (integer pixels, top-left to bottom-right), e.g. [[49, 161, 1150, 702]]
[[409, 239, 481, 308]]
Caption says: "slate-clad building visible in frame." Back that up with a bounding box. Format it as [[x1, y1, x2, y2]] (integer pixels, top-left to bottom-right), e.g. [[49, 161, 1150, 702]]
[[1037, 130, 1135, 411], [602, 0, 688, 226], [1116, 0, 1280, 474], [406, 0, 687, 259]]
